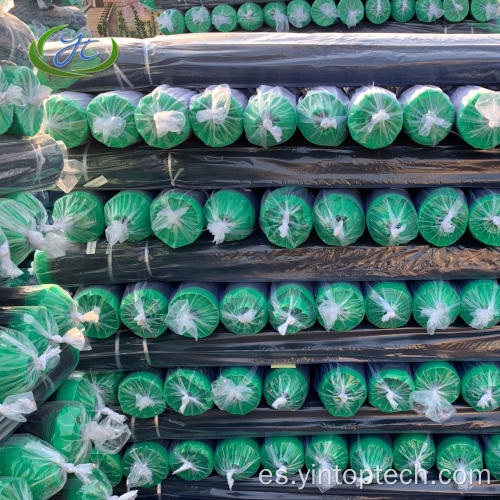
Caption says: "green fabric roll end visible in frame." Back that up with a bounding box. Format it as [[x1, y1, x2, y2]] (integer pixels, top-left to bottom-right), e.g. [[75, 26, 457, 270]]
[[311, 0, 338, 26], [212, 4, 238, 31], [393, 434, 436, 477], [158, 9, 185, 35], [263, 367, 309, 410], [470, 0, 498, 21], [84, 371, 125, 406], [414, 361, 461, 403], [0, 477, 32, 500], [118, 371, 166, 418], [185, 6, 212, 32], [90, 450, 123, 487], [436, 436, 483, 482], [368, 365, 414, 412], [468, 190, 500, 246], [5, 193, 46, 232], [261, 437, 304, 477], [391, 0, 416, 21], [287, 0, 312, 27], [349, 436, 393, 481], [415, 0, 444, 21], [238, 2, 264, 30], [214, 438, 260, 488], [365, 0, 391, 23], [62, 465, 112, 500], [170, 440, 214, 481], [337, 0, 364, 27], [462, 363, 500, 411], [122, 442, 169, 489], [460, 280, 500, 329], [33, 251, 51, 285], [365, 282, 412, 329], [305, 435, 348, 485], [263, 2, 289, 29], [0, 66, 23, 135], [55, 372, 101, 419], [484, 435, 500, 480], [443, 0, 469, 21]]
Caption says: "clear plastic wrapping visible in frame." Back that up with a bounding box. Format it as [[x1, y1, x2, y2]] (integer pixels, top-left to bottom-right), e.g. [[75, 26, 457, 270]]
[[460, 280, 499, 330], [468, 189, 500, 247], [443, 0, 469, 20], [158, 9, 185, 35], [349, 435, 393, 483], [365, 0, 391, 23], [470, 0, 499, 20], [260, 436, 305, 477], [90, 449, 123, 487], [391, 0, 416, 21], [169, 440, 214, 481], [263, 2, 290, 31], [185, 6, 211, 32], [237, 2, 264, 30], [461, 362, 500, 412], [392, 433, 436, 480], [337, 0, 364, 26], [263, 366, 309, 410], [117, 371, 166, 418], [212, 4, 238, 31], [287, 0, 312, 27], [415, 0, 445, 21], [0, 477, 32, 500], [122, 441, 169, 489]]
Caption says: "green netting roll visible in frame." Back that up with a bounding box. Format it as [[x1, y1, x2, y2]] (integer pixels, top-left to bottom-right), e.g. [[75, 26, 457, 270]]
[[4, 193, 47, 234], [349, 435, 393, 483], [122, 441, 169, 489], [460, 280, 500, 329], [134, 86, 194, 149], [391, 0, 416, 20], [237, 2, 264, 30], [0, 227, 21, 280], [348, 86, 403, 149], [311, 0, 339, 26], [220, 283, 269, 335], [151, 189, 206, 248], [169, 440, 214, 481], [244, 86, 297, 147], [443, 0, 469, 21], [368, 363, 414, 412], [263, 366, 310, 410], [415, 0, 444, 20], [269, 282, 316, 335], [260, 186, 313, 249], [84, 371, 126, 406], [204, 189, 258, 244], [165, 283, 220, 340], [0, 477, 32, 500], [484, 435, 500, 480], [337, 0, 364, 26], [212, 367, 262, 415], [263, 2, 290, 30], [212, 4, 238, 31], [90, 450, 123, 487], [118, 371, 166, 419], [470, 0, 498, 20], [189, 85, 246, 147], [87, 91, 142, 148], [461, 363, 500, 412], [365, 282, 412, 329], [55, 372, 102, 419], [185, 6, 212, 32], [164, 368, 213, 416], [451, 86, 500, 150], [468, 189, 500, 246], [61, 465, 112, 500], [393, 434, 436, 479], [104, 190, 153, 246], [315, 363, 367, 417], [412, 281, 460, 334], [43, 92, 92, 149], [287, 0, 312, 27], [297, 87, 349, 147], [365, 0, 391, 23], [158, 9, 185, 34], [399, 85, 454, 146], [214, 438, 260, 490], [316, 282, 365, 331], [261, 437, 304, 477], [119, 282, 172, 339], [436, 436, 483, 485], [0, 66, 23, 135]]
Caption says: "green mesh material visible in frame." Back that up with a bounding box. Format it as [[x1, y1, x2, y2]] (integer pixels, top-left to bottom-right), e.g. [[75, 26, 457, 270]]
[[263, 367, 309, 410], [0, 227, 21, 280], [43, 92, 92, 148], [164, 368, 213, 416], [468, 189, 500, 246], [297, 87, 349, 147], [460, 280, 500, 329], [61, 465, 112, 500], [261, 437, 304, 477], [393, 434, 436, 478], [87, 91, 142, 148], [287, 0, 312, 27], [484, 435, 500, 480], [55, 372, 102, 419], [260, 186, 313, 249], [365, 282, 412, 329], [269, 282, 316, 335], [118, 371, 166, 418], [104, 190, 153, 246], [311, 0, 338, 26], [316, 282, 365, 331], [461, 363, 500, 411], [165, 283, 219, 340], [237, 2, 264, 30], [391, 0, 416, 21], [263, 2, 289, 30], [365, 0, 391, 23], [415, 0, 444, 20], [412, 281, 460, 334], [189, 85, 246, 147], [470, 0, 498, 20], [0, 66, 23, 135], [90, 450, 123, 487], [338, 0, 364, 26], [122, 442, 169, 489], [5, 193, 47, 231], [169, 440, 214, 481], [151, 189, 206, 248], [244, 86, 297, 147], [158, 9, 185, 34], [368, 363, 414, 412], [348, 87, 403, 149], [212, 367, 262, 415], [0, 477, 32, 500], [349, 436, 393, 483], [212, 4, 238, 31], [220, 284, 268, 335], [316, 363, 367, 417], [134, 86, 194, 149], [443, 0, 469, 21], [204, 189, 257, 244], [436, 436, 483, 484], [399, 85, 455, 146], [366, 189, 418, 246], [185, 6, 211, 32], [84, 371, 126, 406]]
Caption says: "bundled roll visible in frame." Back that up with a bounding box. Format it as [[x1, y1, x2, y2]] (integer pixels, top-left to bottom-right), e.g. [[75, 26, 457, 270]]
[[10, 1, 87, 29], [484, 435, 500, 480], [365, 0, 391, 23], [185, 6, 211, 32], [393, 433, 436, 480], [0, 66, 23, 135], [263, 2, 290, 30], [134, 86, 195, 149], [260, 436, 304, 477], [365, 282, 412, 329], [165, 283, 220, 340], [122, 441, 169, 489], [263, 366, 309, 410], [211, 366, 262, 415], [0, 478, 32, 500], [349, 435, 393, 484], [260, 186, 313, 249], [0, 12, 35, 68], [237, 2, 264, 30], [311, 0, 338, 25], [60, 465, 120, 500], [470, 0, 498, 20], [460, 280, 500, 329], [90, 449, 123, 487], [468, 189, 500, 246], [212, 4, 238, 31], [391, 0, 416, 21], [169, 440, 214, 481], [368, 363, 414, 413], [244, 86, 297, 147], [287, 0, 312, 27], [461, 363, 500, 412], [0, 228, 21, 280], [220, 283, 268, 335], [158, 9, 185, 35], [337, 0, 364, 26], [442, 0, 469, 21], [84, 371, 125, 406], [6, 192, 47, 232], [415, 0, 444, 21], [315, 363, 367, 417]]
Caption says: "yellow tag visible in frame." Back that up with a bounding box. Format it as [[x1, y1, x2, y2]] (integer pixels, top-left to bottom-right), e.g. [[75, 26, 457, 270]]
[[270, 364, 296, 369]]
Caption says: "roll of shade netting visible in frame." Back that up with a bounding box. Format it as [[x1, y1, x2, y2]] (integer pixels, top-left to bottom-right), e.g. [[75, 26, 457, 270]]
[[260, 436, 304, 477], [442, 0, 469, 21], [311, 0, 338, 24], [349, 435, 393, 483], [263, 2, 289, 30], [470, 0, 498, 20], [84, 371, 125, 406], [263, 366, 310, 410], [90, 449, 123, 487], [337, 0, 364, 26], [237, 2, 264, 30], [460, 280, 500, 329], [0, 477, 32, 500], [212, 4, 238, 31], [484, 435, 500, 480], [118, 371, 166, 418], [0, 66, 23, 135], [169, 440, 214, 481], [122, 441, 169, 489], [60, 465, 114, 500], [287, 0, 312, 27], [461, 363, 500, 412], [0, 228, 20, 280], [468, 189, 500, 246], [185, 6, 212, 32], [158, 9, 185, 35], [365, 281, 412, 329], [368, 363, 414, 413], [415, 0, 444, 21], [391, 0, 416, 20], [393, 433, 436, 480], [5, 192, 47, 232], [365, 0, 391, 23]]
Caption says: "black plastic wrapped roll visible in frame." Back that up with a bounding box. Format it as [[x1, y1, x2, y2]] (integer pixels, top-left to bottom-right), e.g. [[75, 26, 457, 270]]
[[10, 2, 86, 29], [0, 12, 35, 67]]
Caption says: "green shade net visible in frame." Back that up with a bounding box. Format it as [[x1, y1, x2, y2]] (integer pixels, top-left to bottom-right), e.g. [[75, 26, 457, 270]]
[[4, 193, 47, 240], [0, 227, 21, 280], [0, 477, 32, 500], [269, 282, 316, 335], [122, 441, 169, 489], [365, 0, 391, 23], [212, 366, 262, 415], [204, 189, 258, 244], [399, 85, 454, 146], [61, 465, 113, 500], [87, 91, 142, 148], [412, 281, 460, 334], [468, 189, 500, 246], [151, 189, 206, 249], [244, 86, 297, 147], [55, 372, 101, 419], [90, 450, 123, 487], [365, 281, 412, 329], [349, 435, 393, 484], [368, 363, 414, 412], [451, 86, 500, 150], [237, 2, 264, 30], [311, 0, 339, 26], [220, 283, 269, 335], [0, 66, 23, 135], [460, 280, 500, 329], [164, 368, 213, 416], [470, 0, 498, 20], [287, 0, 312, 27], [297, 87, 349, 147], [212, 4, 238, 31], [263, 366, 309, 410], [185, 6, 211, 32], [261, 436, 304, 477], [260, 186, 313, 249], [316, 363, 367, 417], [415, 0, 444, 20], [214, 438, 260, 490], [461, 363, 500, 411], [484, 435, 500, 480], [134, 86, 194, 149], [43, 92, 92, 149], [104, 190, 153, 246], [165, 283, 220, 340], [391, 0, 416, 21], [118, 371, 166, 419], [189, 85, 246, 147], [366, 189, 418, 246], [157, 9, 185, 34], [393, 434, 436, 480], [169, 440, 214, 481], [84, 371, 126, 406], [316, 282, 365, 331], [337, 0, 364, 27], [443, 0, 469, 21], [263, 2, 290, 30]]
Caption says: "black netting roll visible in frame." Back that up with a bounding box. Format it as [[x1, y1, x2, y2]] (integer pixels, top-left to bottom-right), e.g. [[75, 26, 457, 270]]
[[0, 11, 35, 67], [10, 1, 86, 29]]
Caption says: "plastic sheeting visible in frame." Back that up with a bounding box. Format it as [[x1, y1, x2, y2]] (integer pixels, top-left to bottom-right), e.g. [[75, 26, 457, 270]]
[[0, 12, 35, 67]]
